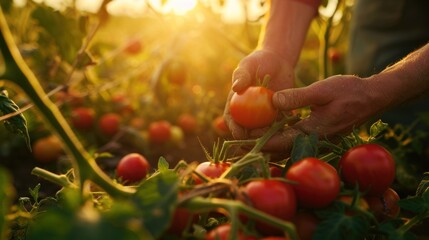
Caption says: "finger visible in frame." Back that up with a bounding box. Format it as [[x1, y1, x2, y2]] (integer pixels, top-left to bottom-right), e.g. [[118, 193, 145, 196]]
[[273, 85, 331, 111], [231, 63, 255, 93]]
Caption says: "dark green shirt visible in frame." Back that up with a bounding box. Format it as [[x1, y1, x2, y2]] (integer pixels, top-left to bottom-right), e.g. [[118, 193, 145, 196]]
[[346, 0, 429, 132]]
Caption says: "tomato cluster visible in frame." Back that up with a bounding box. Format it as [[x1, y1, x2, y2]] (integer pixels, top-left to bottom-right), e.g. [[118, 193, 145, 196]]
[[164, 142, 400, 240]]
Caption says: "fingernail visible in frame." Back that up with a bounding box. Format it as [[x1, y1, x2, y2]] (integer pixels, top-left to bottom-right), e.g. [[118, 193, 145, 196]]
[[232, 80, 242, 92]]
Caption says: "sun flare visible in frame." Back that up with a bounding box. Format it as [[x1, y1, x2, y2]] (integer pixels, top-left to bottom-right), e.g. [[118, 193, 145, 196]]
[[164, 0, 198, 15]]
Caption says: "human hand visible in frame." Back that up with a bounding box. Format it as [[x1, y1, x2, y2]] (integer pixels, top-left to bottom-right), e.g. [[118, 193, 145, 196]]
[[257, 75, 385, 153], [224, 49, 295, 139]]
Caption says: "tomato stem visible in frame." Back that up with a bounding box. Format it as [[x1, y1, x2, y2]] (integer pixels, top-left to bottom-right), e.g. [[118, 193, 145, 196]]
[[219, 139, 257, 161], [31, 167, 78, 189], [182, 197, 298, 240], [398, 211, 429, 234]]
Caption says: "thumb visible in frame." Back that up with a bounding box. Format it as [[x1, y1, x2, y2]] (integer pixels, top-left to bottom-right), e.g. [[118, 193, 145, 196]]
[[272, 86, 327, 111], [232, 66, 253, 93]]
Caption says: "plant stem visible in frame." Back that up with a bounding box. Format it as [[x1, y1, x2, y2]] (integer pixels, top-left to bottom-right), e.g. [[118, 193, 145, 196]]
[[398, 211, 429, 234], [31, 167, 77, 189], [0, 7, 134, 198], [182, 197, 298, 240]]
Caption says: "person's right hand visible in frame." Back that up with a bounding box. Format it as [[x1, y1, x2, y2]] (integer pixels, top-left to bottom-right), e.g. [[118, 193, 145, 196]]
[[224, 49, 296, 140], [254, 74, 386, 154]]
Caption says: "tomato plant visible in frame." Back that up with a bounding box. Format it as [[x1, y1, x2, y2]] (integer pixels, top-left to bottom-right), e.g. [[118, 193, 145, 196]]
[[285, 157, 340, 208], [148, 120, 172, 144], [229, 86, 277, 129], [192, 161, 231, 184], [70, 107, 94, 130], [98, 113, 121, 136], [241, 179, 297, 235], [339, 144, 396, 196], [365, 187, 400, 221], [32, 135, 63, 163], [116, 153, 150, 184]]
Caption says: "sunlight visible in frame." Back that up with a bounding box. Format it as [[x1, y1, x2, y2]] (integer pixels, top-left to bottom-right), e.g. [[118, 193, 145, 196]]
[[163, 0, 198, 15]]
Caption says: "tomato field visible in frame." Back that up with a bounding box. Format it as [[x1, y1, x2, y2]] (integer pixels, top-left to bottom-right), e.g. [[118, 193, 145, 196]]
[[1, 1, 429, 240]]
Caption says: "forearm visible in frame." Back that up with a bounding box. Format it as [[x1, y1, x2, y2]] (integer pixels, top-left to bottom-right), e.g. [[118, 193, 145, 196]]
[[368, 43, 429, 110], [258, 0, 320, 66]]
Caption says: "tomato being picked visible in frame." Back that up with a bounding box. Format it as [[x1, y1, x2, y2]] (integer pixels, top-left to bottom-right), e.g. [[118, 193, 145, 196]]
[[338, 143, 395, 196], [229, 86, 277, 129]]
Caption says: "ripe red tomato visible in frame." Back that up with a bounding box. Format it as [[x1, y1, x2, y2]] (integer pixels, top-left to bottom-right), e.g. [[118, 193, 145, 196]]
[[269, 166, 284, 178], [339, 144, 396, 196], [32, 135, 63, 163], [111, 94, 134, 115], [71, 107, 94, 130], [229, 86, 277, 129], [99, 113, 121, 136], [292, 211, 319, 240], [166, 207, 197, 236], [116, 153, 150, 184], [241, 179, 297, 235], [192, 161, 231, 184], [124, 38, 143, 55], [286, 157, 340, 208], [206, 224, 257, 240], [212, 115, 230, 136], [167, 61, 187, 85], [148, 120, 172, 144], [177, 113, 197, 134], [365, 187, 400, 221]]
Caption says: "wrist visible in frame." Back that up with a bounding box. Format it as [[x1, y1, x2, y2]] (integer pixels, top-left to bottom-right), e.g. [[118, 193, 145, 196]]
[[259, 0, 318, 66]]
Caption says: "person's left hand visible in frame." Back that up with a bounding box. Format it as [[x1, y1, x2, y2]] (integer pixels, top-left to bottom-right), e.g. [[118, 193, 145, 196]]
[[223, 49, 295, 140]]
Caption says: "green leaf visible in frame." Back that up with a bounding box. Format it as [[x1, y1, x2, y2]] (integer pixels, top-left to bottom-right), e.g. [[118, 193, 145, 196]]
[[397, 195, 429, 214], [378, 220, 417, 240], [369, 119, 389, 139], [27, 188, 151, 240], [290, 133, 319, 163], [0, 92, 31, 151], [157, 156, 169, 172], [416, 172, 429, 196], [29, 183, 41, 203], [31, 5, 85, 64], [313, 212, 369, 240], [133, 170, 179, 238]]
